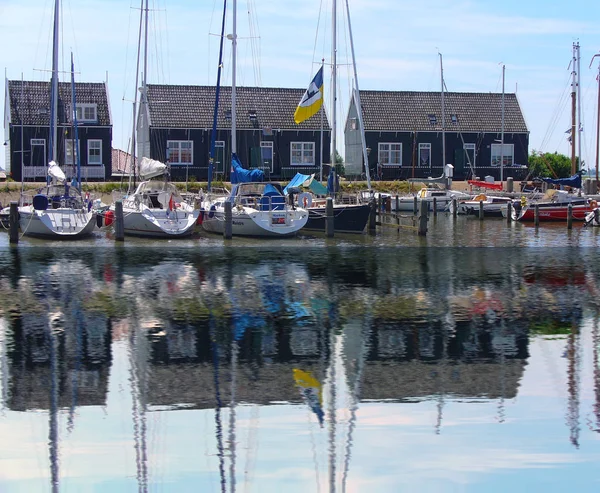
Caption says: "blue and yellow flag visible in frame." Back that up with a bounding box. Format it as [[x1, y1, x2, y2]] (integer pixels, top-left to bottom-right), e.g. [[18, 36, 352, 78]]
[[294, 67, 324, 124], [293, 368, 324, 426]]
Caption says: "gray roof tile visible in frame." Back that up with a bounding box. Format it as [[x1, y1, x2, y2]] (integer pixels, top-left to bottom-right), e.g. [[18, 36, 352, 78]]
[[357, 90, 528, 133], [8, 80, 111, 126]]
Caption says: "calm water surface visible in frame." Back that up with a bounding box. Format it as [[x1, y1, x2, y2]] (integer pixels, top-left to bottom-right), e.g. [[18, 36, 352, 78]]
[[1, 216, 600, 492]]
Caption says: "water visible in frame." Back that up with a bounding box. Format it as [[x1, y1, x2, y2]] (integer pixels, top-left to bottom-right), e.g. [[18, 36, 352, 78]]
[[1, 217, 600, 492]]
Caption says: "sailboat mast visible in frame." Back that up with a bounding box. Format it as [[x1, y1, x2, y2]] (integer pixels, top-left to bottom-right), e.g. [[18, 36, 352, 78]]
[[440, 53, 446, 169], [577, 43, 582, 174], [592, 53, 600, 182], [49, 0, 59, 164], [571, 43, 578, 176], [344, 0, 371, 190], [500, 64, 505, 183], [231, 0, 238, 155], [130, 0, 145, 190], [70, 53, 81, 188], [331, 0, 337, 172]]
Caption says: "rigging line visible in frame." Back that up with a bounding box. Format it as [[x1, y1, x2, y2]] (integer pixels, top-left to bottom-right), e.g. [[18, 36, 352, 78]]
[[540, 73, 571, 151], [311, 0, 326, 68]]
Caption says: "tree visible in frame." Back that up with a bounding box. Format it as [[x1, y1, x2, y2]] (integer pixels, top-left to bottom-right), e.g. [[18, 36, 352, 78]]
[[528, 151, 578, 179], [334, 150, 345, 176]]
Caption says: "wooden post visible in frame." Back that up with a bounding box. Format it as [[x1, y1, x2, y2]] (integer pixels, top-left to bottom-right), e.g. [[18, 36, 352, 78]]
[[534, 203, 540, 226], [413, 196, 418, 215], [9, 201, 19, 244], [452, 198, 457, 218], [368, 199, 376, 235], [567, 203, 573, 230], [506, 177, 514, 193], [326, 197, 334, 237], [114, 200, 124, 241], [432, 197, 437, 217], [479, 200, 484, 220], [506, 201, 512, 224], [395, 195, 399, 213], [418, 198, 428, 236], [224, 200, 233, 239]]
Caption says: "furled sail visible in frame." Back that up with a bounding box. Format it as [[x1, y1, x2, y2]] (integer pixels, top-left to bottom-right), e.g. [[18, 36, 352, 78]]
[[139, 157, 167, 180], [47, 160, 66, 183]]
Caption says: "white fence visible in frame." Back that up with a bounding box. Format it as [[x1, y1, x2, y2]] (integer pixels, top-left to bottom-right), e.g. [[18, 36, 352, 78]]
[[23, 165, 106, 180]]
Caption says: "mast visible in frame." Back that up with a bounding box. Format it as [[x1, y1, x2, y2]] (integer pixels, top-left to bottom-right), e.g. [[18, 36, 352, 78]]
[[49, 0, 59, 165], [130, 0, 145, 190], [208, 0, 228, 192], [577, 43, 582, 175], [344, 0, 371, 190], [320, 59, 324, 182], [591, 53, 600, 183], [231, 0, 238, 157], [440, 53, 446, 169], [331, 0, 337, 172], [500, 64, 505, 183], [571, 43, 578, 176], [70, 53, 81, 189], [20, 74, 24, 193]]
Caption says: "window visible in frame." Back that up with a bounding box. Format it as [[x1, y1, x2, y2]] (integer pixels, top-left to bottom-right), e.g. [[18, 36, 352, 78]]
[[451, 114, 458, 124], [349, 118, 358, 130], [65, 139, 80, 165], [418, 143, 431, 167], [167, 140, 193, 165], [491, 143, 514, 166], [260, 141, 273, 161], [88, 140, 102, 165], [75, 104, 97, 122], [428, 114, 437, 125], [291, 142, 314, 166], [464, 143, 476, 168], [30, 139, 46, 167], [378, 143, 402, 166]]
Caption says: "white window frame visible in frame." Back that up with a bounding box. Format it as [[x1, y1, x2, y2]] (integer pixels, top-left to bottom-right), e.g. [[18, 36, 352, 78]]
[[65, 139, 80, 165], [291, 142, 315, 166], [87, 139, 102, 165], [490, 143, 514, 167], [378, 142, 402, 166], [418, 143, 431, 167], [167, 140, 193, 166], [215, 140, 225, 149], [30, 139, 46, 167], [464, 143, 476, 168], [76, 104, 98, 123]]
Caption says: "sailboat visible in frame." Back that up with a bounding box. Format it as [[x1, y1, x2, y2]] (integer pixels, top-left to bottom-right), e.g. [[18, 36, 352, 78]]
[[284, 0, 373, 234], [110, 0, 199, 238], [200, 0, 308, 237], [18, 0, 97, 239]]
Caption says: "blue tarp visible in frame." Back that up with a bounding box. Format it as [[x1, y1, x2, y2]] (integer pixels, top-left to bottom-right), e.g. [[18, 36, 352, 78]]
[[541, 174, 582, 189], [327, 169, 339, 194], [230, 152, 265, 184], [283, 173, 311, 194]]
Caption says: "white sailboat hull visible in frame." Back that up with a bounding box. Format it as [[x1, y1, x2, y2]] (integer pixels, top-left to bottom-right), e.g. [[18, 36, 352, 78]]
[[201, 206, 308, 237], [120, 207, 199, 238], [18, 207, 97, 238]]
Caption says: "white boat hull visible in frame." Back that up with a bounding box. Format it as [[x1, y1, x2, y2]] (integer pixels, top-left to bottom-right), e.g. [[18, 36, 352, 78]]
[[120, 207, 199, 237], [18, 207, 97, 238], [393, 197, 452, 212], [201, 206, 308, 237]]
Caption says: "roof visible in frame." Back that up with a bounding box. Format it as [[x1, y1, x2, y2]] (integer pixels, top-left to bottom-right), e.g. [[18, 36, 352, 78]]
[[145, 84, 331, 130], [355, 90, 528, 133], [7, 80, 111, 126], [111, 148, 135, 176]]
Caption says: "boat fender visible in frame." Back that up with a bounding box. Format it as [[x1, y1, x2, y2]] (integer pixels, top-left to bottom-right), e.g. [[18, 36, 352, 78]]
[[32, 194, 49, 211], [104, 210, 115, 227], [96, 214, 103, 228], [298, 192, 312, 208], [590, 200, 597, 209], [208, 204, 216, 219], [520, 196, 527, 207]]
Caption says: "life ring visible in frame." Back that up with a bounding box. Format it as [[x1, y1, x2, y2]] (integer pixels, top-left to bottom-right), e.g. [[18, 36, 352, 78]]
[[590, 200, 598, 209], [298, 192, 313, 208]]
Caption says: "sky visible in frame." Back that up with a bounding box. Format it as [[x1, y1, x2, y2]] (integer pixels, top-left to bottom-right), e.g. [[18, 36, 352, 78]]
[[2, 0, 600, 174]]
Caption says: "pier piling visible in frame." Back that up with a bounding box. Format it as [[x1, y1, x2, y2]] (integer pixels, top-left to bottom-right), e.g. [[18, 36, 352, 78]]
[[479, 200, 484, 220], [506, 201, 512, 224], [224, 201, 232, 239], [418, 199, 428, 236], [534, 204, 540, 226], [452, 198, 457, 218], [567, 203, 573, 230], [9, 202, 18, 245], [368, 199, 377, 235], [114, 201, 124, 241], [413, 196, 418, 215], [433, 197, 437, 217], [326, 197, 334, 238]]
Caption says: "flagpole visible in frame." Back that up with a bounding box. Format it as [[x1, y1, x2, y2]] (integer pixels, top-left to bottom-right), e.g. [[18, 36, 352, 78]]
[[320, 59, 324, 182]]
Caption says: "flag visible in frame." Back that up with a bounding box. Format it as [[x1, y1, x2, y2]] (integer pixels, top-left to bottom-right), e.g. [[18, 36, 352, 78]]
[[293, 369, 324, 426], [294, 67, 324, 124]]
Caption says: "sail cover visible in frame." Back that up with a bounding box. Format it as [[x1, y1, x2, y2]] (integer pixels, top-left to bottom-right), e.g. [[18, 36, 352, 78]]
[[230, 153, 264, 183], [139, 157, 167, 179], [47, 161, 66, 183], [541, 174, 582, 189]]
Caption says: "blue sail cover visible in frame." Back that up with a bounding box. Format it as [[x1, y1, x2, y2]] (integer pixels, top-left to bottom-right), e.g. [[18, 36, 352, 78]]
[[541, 174, 582, 189], [283, 173, 311, 194], [230, 152, 265, 184], [327, 168, 339, 193]]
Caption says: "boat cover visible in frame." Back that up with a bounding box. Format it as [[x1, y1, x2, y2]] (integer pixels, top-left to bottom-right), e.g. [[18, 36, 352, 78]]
[[139, 157, 167, 179], [541, 174, 582, 189], [283, 173, 311, 194], [283, 172, 329, 196], [327, 169, 340, 193], [231, 153, 265, 183], [47, 161, 66, 183]]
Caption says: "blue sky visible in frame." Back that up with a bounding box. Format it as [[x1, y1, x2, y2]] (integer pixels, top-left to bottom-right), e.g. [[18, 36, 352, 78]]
[[2, 0, 600, 174]]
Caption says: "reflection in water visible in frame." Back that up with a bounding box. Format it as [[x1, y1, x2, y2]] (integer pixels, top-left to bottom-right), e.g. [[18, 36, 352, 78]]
[[1, 247, 600, 490]]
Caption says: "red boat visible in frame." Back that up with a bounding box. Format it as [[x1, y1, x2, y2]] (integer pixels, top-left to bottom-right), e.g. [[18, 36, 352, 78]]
[[467, 180, 504, 191], [512, 190, 596, 221]]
